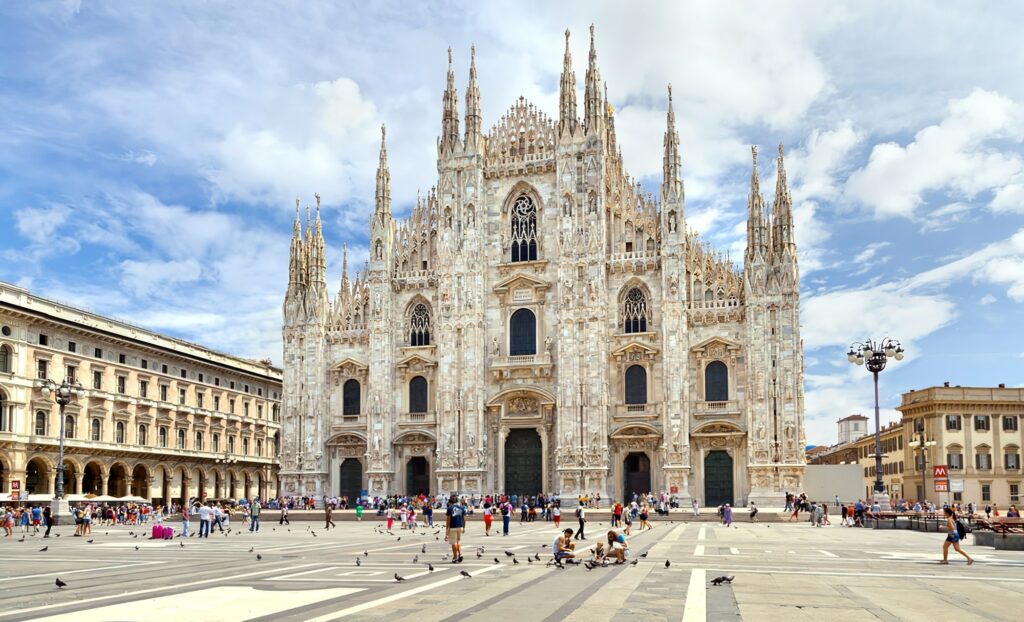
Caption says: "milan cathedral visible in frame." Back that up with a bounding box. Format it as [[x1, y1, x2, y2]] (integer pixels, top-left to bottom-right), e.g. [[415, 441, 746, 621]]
[[280, 27, 806, 506]]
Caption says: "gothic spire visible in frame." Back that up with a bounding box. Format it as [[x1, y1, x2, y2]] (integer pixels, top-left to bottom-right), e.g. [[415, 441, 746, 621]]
[[558, 28, 578, 136], [288, 197, 305, 286], [745, 146, 768, 264], [340, 241, 350, 295], [440, 47, 460, 154], [375, 124, 391, 217], [464, 45, 482, 150], [583, 24, 603, 134], [309, 193, 326, 286], [662, 84, 682, 201], [772, 143, 794, 254]]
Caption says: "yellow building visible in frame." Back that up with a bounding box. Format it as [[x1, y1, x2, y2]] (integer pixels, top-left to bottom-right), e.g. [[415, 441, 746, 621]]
[[898, 384, 1023, 508], [0, 282, 282, 504]]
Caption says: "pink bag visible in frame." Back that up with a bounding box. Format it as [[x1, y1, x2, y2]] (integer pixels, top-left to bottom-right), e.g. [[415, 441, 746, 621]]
[[162, 526, 174, 540], [151, 524, 161, 539]]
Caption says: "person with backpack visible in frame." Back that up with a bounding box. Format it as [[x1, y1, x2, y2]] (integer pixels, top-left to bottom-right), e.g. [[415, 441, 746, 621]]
[[941, 506, 973, 565], [501, 499, 512, 536], [445, 495, 465, 563], [574, 504, 586, 540]]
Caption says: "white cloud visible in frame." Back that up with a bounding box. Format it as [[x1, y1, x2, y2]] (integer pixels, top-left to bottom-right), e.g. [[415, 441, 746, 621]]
[[980, 294, 997, 305], [121, 150, 157, 166], [853, 241, 890, 264], [119, 258, 202, 296], [14, 205, 71, 244], [991, 184, 1024, 213], [908, 228, 1024, 301], [846, 89, 1024, 219]]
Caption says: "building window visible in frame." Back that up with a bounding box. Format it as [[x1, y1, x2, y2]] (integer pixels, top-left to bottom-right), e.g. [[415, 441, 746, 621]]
[[622, 287, 650, 333], [0, 392, 9, 432], [38, 334, 48, 346], [243, 438, 250, 455], [93, 370, 102, 390], [161, 364, 168, 374], [272, 404, 280, 422], [0, 344, 10, 373], [624, 364, 647, 405], [198, 373, 204, 383], [180, 369, 187, 379], [36, 359, 49, 380], [343, 379, 360, 415], [139, 380, 148, 398], [64, 414, 75, 439], [117, 353, 125, 364], [68, 341, 76, 353], [34, 410, 48, 435], [242, 402, 249, 417], [1006, 451, 1021, 471], [704, 361, 729, 402], [179, 388, 186, 405], [94, 347, 103, 358], [953, 491, 962, 502], [159, 426, 168, 448], [117, 376, 126, 394], [213, 433, 220, 452], [975, 415, 991, 431], [176, 429, 185, 449], [1004, 416, 1020, 432], [257, 439, 263, 456], [945, 415, 961, 431], [91, 418, 101, 441], [257, 388, 263, 397], [509, 308, 537, 356], [947, 452, 963, 470], [65, 365, 76, 383], [228, 436, 235, 453], [409, 303, 432, 346], [409, 376, 428, 413], [141, 359, 148, 370], [976, 452, 992, 470], [214, 395, 221, 411], [138, 424, 147, 446], [982, 484, 991, 502], [195, 431, 204, 451], [214, 377, 220, 387], [257, 404, 263, 418], [197, 393, 204, 409], [229, 398, 236, 413], [160, 385, 168, 402], [510, 194, 538, 262], [115, 421, 125, 443], [1011, 484, 1020, 503], [915, 454, 925, 471], [230, 381, 235, 390]]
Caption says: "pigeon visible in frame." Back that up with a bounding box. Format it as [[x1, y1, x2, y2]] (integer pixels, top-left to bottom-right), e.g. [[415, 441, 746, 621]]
[[428, 563, 434, 572], [312, 532, 318, 537], [513, 558, 520, 565], [584, 561, 596, 570], [494, 558, 500, 564], [179, 542, 185, 548], [665, 560, 671, 568], [129, 531, 134, 536], [249, 547, 254, 553], [39, 546, 48, 552], [397, 537, 401, 541], [476, 551, 483, 558], [629, 559, 638, 566], [55, 578, 67, 588], [528, 558, 533, 564], [505, 550, 515, 557], [256, 554, 262, 561], [460, 570, 472, 578], [413, 555, 419, 564], [364, 550, 369, 556], [134, 545, 139, 551], [534, 553, 541, 561], [394, 573, 406, 582], [710, 576, 735, 586], [18, 536, 24, 542], [639, 552, 649, 558], [356, 558, 361, 566], [421, 544, 427, 554]]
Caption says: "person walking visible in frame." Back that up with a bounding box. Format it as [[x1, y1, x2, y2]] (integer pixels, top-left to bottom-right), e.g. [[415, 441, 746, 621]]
[[325, 503, 336, 530], [355, 502, 364, 521], [574, 504, 587, 540], [280, 503, 290, 525], [482, 502, 493, 536], [723, 504, 733, 527], [501, 499, 512, 536], [749, 501, 759, 523], [249, 497, 261, 533], [181, 504, 191, 538], [198, 503, 212, 538], [445, 495, 465, 563], [941, 507, 973, 565], [692, 498, 700, 517], [43, 505, 53, 538], [553, 503, 561, 528]]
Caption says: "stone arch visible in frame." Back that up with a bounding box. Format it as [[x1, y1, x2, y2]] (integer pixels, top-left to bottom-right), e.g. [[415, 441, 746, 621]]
[[81, 460, 105, 495], [108, 461, 131, 497], [406, 296, 433, 346], [619, 279, 652, 333], [394, 429, 438, 444], [504, 182, 544, 262], [131, 463, 151, 498], [486, 386, 557, 408], [25, 455, 53, 495]]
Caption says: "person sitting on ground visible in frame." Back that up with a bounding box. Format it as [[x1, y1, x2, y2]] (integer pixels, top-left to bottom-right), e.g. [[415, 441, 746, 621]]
[[592, 541, 607, 564], [553, 528, 576, 563], [606, 530, 630, 564]]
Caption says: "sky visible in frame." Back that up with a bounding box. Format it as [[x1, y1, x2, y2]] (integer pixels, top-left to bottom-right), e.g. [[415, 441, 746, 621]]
[[2, 1, 1023, 446]]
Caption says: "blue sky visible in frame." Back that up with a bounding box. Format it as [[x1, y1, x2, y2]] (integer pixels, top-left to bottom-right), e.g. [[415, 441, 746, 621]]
[[2, 2, 1022, 445]]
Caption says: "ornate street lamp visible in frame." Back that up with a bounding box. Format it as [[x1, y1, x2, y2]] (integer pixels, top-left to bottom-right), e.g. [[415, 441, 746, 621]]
[[38, 377, 86, 500], [847, 338, 904, 510], [910, 432, 936, 506]]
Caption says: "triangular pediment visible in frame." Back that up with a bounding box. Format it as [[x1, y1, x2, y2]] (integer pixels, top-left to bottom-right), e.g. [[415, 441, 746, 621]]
[[330, 358, 368, 374], [492, 273, 550, 293], [690, 336, 742, 353], [396, 352, 437, 370], [610, 341, 660, 358]]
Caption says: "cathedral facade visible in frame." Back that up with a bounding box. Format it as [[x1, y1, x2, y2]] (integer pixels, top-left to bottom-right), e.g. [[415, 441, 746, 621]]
[[280, 27, 806, 507]]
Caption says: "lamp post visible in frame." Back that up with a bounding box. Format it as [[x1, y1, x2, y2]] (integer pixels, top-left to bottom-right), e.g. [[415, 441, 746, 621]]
[[216, 452, 238, 500], [910, 432, 936, 506], [847, 338, 905, 511], [38, 377, 86, 523]]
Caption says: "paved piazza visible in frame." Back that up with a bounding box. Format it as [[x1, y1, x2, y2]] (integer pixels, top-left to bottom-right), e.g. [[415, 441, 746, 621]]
[[1, 514, 1022, 621]]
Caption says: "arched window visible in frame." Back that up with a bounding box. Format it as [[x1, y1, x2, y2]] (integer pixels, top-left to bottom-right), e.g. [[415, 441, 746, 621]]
[[510, 195, 538, 262], [34, 411, 47, 435], [64, 414, 75, 439], [343, 379, 361, 416], [509, 309, 537, 356], [176, 428, 185, 449], [138, 424, 148, 446], [116, 421, 125, 443], [158, 426, 168, 448], [409, 303, 431, 346], [622, 287, 649, 333], [409, 376, 428, 414], [91, 418, 101, 441], [625, 365, 647, 404], [704, 361, 729, 402], [0, 391, 9, 432], [0, 344, 10, 373], [194, 430, 203, 451]]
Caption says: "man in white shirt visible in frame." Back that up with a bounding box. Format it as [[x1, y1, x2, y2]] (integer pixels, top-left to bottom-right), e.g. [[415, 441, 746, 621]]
[[198, 503, 213, 538]]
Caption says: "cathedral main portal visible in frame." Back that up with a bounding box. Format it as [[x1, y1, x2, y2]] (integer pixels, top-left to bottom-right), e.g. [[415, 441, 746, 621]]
[[504, 428, 542, 496]]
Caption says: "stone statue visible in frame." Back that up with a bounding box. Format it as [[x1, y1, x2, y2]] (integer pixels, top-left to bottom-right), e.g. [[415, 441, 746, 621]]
[[466, 430, 475, 447], [373, 432, 382, 452], [492, 336, 500, 356], [544, 336, 552, 354]]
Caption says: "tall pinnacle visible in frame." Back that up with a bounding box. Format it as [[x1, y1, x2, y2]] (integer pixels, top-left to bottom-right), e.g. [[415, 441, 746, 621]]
[[662, 84, 682, 198], [745, 146, 768, 263], [375, 124, 391, 216], [441, 47, 460, 154], [772, 143, 794, 253], [288, 197, 305, 286], [464, 44, 482, 149], [558, 29, 578, 136], [340, 242, 350, 294], [583, 24, 603, 134]]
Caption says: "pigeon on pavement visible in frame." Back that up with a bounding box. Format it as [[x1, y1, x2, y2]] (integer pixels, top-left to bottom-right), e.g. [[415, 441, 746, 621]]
[[665, 560, 671, 568], [39, 546, 48, 552], [256, 554, 263, 561], [55, 578, 67, 588], [394, 573, 406, 582], [460, 570, 472, 578]]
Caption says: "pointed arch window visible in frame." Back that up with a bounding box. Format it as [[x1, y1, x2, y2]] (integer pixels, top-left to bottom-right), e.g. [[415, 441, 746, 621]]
[[509, 308, 537, 356], [625, 365, 647, 404], [510, 195, 538, 262], [409, 303, 431, 346], [409, 376, 428, 414], [622, 287, 649, 333], [704, 361, 729, 402], [343, 379, 361, 416]]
